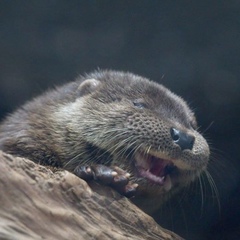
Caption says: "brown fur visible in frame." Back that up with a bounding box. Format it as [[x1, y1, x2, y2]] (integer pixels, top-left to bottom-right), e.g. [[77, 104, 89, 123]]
[[0, 70, 209, 212]]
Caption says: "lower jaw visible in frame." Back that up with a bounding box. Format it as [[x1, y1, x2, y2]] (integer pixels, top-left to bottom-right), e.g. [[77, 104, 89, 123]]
[[136, 168, 173, 192]]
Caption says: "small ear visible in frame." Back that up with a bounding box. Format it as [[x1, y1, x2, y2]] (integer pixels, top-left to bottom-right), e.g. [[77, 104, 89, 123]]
[[77, 78, 101, 96]]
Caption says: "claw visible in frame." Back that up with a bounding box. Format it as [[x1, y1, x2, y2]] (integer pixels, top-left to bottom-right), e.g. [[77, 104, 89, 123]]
[[124, 183, 139, 198], [74, 165, 94, 180]]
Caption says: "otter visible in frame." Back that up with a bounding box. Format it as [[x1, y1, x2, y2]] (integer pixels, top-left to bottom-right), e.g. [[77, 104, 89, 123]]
[[0, 70, 209, 212]]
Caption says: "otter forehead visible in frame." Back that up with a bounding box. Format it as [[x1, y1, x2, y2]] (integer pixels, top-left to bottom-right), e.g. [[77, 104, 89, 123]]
[[84, 70, 196, 129]]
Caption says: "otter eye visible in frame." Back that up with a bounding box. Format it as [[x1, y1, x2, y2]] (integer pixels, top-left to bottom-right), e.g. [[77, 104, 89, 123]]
[[133, 100, 146, 109]]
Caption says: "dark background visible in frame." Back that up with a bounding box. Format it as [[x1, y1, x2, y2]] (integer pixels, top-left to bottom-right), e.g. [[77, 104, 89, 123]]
[[0, 1, 239, 239]]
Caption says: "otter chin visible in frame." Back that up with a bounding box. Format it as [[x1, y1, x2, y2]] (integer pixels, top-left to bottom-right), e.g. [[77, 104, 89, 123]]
[[0, 69, 210, 213]]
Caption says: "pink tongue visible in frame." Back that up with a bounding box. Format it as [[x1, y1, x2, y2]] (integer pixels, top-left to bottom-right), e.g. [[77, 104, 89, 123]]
[[150, 157, 165, 176]]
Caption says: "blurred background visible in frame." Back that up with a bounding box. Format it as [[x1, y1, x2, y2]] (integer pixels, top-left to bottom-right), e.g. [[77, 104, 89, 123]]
[[0, 1, 239, 239]]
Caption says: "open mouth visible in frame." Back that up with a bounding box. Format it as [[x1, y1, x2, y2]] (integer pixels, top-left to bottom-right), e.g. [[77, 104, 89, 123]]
[[134, 150, 176, 191]]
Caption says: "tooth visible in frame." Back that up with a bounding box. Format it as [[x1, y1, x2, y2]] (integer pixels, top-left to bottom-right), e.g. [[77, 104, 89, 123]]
[[135, 152, 149, 169], [163, 175, 172, 191]]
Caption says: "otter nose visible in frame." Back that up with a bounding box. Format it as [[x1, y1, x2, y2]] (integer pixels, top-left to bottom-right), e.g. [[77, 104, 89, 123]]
[[170, 128, 195, 151]]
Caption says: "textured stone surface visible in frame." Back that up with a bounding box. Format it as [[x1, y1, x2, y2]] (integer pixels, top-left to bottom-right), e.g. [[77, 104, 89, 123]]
[[0, 151, 183, 240]]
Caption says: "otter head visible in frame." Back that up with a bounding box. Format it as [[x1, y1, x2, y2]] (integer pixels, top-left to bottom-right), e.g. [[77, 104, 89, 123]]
[[67, 70, 209, 202]]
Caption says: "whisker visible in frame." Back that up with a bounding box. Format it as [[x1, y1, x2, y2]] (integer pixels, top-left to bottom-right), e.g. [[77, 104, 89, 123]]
[[63, 151, 86, 169], [205, 170, 221, 214], [198, 173, 205, 217], [201, 121, 214, 135]]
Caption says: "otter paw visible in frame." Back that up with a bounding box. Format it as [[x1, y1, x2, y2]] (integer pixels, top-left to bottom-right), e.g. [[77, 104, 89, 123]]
[[120, 183, 139, 198], [74, 164, 129, 185], [74, 164, 138, 197], [73, 165, 94, 181]]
